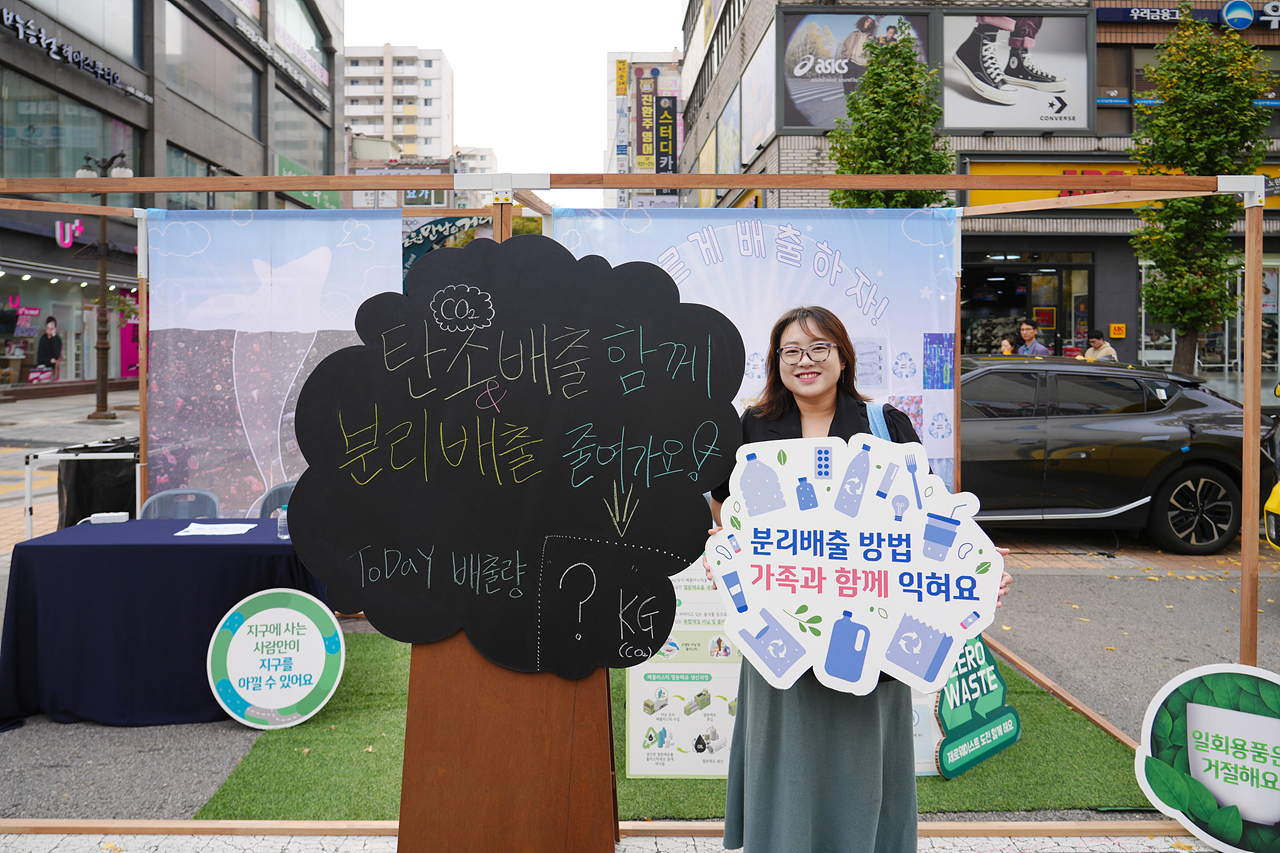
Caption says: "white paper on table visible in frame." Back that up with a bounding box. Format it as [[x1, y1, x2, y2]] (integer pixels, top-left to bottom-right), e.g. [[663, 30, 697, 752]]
[[173, 523, 258, 536]]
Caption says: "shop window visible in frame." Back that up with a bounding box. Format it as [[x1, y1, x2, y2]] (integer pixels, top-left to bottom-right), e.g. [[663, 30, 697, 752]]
[[1097, 108, 1130, 136], [1096, 46, 1130, 100], [165, 2, 260, 139], [25, 0, 141, 65], [276, 0, 328, 81], [274, 92, 330, 177]]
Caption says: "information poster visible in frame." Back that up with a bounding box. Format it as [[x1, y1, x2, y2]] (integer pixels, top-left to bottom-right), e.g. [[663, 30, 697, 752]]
[[626, 562, 743, 778]]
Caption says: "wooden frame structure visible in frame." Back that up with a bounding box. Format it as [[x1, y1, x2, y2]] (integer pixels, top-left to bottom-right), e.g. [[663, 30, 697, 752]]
[[0, 172, 1265, 848]]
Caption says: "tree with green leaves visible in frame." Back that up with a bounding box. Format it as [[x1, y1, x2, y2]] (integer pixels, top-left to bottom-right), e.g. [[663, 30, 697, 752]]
[[1131, 4, 1270, 374], [828, 23, 953, 209]]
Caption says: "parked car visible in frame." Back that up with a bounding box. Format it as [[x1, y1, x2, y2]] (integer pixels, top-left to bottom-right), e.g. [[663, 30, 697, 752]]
[[959, 356, 1278, 555]]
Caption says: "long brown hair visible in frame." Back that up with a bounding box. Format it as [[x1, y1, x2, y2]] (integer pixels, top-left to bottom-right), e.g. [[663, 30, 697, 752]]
[[753, 306, 867, 419]]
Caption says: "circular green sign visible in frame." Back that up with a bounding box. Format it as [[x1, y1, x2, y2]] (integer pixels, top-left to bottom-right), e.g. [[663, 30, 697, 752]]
[[206, 588, 345, 730]]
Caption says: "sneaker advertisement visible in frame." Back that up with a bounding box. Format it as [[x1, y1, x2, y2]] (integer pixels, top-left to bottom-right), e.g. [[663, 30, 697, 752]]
[[942, 14, 1090, 132], [781, 12, 928, 130]]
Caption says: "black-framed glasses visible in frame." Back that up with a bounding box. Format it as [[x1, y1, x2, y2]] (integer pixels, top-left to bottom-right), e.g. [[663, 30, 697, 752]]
[[778, 343, 835, 365]]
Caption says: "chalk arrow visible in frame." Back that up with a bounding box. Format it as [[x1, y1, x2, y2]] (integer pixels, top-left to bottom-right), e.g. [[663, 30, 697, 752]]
[[604, 480, 640, 537]]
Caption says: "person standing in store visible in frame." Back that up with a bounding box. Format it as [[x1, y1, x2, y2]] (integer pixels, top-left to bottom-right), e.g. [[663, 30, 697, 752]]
[[1017, 319, 1051, 356], [1083, 329, 1118, 362], [35, 316, 62, 379]]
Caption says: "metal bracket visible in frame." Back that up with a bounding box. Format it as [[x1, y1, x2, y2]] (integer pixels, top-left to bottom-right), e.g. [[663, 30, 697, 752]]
[[1218, 175, 1266, 208], [453, 173, 552, 206]]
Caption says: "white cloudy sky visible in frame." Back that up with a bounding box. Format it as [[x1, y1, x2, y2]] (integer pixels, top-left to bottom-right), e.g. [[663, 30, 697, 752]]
[[344, 0, 686, 208]]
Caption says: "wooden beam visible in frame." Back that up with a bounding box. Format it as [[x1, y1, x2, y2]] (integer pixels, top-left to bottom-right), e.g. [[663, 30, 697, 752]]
[[403, 208, 515, 217], [982, 632, 1139, 750], [0, 196, 136, 218], [513, 190, 554, 216], [0, 173, 1222, 195], [962, 190, 1216, 217], [1242, 203, 1264, 666], [0, 818, 1194, 839]]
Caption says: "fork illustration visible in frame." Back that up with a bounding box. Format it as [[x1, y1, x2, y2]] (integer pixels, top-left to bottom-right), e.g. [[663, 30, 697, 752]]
[[905, 454, 922, 509]]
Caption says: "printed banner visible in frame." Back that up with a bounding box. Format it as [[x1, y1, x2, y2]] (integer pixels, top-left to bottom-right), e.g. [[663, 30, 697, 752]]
[[553, 208, 960, 488], [146, 209, 402, 517], [704, 435, 1003, 695]]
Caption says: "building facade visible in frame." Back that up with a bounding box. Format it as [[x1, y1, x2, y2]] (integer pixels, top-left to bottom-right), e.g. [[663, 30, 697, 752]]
[[677, 0, 1280, 369], [343, 44, 453, 161], [452, 146, 498, 209], [0, 0, 342, 384]]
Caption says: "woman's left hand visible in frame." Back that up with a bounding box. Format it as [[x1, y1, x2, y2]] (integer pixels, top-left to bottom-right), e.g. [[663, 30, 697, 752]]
[[994, 546, 1011, 608]]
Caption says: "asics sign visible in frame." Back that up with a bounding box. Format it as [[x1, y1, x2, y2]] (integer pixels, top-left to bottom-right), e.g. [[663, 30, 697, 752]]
[[792, 55, 849, 77]]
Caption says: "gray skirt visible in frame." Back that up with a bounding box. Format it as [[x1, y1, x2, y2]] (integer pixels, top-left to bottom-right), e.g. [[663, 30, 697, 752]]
[[724, 660, 918, 853]]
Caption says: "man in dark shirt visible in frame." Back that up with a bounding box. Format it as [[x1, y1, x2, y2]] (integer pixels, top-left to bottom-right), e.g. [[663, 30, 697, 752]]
[[36, 316, 62, 377], [1017, 319, 1051, 356]]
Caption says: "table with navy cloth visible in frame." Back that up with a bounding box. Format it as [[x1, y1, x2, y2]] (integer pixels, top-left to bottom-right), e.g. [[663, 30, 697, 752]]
[[0, 519, 327, 729]]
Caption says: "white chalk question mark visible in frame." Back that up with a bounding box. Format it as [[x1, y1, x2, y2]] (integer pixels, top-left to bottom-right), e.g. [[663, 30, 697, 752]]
[[559, 562, 597, 641]]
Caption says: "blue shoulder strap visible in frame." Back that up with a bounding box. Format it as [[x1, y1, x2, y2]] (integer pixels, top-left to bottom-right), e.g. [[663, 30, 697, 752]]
[[867, 402, 890, 441]]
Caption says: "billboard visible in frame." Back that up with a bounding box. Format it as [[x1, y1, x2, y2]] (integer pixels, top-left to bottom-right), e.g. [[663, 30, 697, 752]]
[[716, 84, 741, 176], [782, 11, 928, 130], [740, 20, 777, 166], [942, 13, 1091, 132]]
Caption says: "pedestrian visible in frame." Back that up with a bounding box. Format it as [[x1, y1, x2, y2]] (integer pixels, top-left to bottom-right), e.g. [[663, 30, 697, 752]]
[[1017, 319, 1051, 356], [702, 305, 1011, 853], [1083, 329, 1118, 362], [1000, 333, 1020, 355], [35, 316, 61, 379]]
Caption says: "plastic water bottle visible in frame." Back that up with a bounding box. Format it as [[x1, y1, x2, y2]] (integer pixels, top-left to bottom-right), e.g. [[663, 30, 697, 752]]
[[796, 477, 818, 511], [740, 452, 786, 515], [833, 444, 872, 518], [277, 504, 290, 539]]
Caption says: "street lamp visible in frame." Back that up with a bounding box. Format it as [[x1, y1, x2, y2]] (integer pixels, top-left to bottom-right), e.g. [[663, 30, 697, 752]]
[[75, 151, 132, 419]]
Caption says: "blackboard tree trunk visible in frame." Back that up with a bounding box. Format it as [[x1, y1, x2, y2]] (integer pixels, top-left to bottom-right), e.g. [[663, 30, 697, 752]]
[[828, 22, 954, 210], [1130, 3, 1270, 375]]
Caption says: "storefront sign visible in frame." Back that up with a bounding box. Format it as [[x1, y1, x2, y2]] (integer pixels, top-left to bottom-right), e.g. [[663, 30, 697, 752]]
[[636, 73, 657, 172], [1096, 7, 1217, 23], [968, 162, 1280, 210], [1, 8, 153, 104], [616, 59, 628, 96], [276, 155, 339, 210], [54, 219, 84, 249], [235, 17, 331, 111], [273, 19, 328, 86], [656, 95, 677, 181], [1110, 323, 1127, 339]]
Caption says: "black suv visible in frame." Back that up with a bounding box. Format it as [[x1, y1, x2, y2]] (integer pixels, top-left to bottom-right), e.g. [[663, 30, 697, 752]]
[[960, 356, 1279, 555]]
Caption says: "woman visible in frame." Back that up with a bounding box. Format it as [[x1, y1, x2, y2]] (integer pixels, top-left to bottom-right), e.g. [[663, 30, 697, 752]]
[[999, 333, 1019, 355], [705, 306, 1010, 853]]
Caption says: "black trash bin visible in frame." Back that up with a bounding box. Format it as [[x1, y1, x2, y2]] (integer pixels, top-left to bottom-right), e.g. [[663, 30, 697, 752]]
[[55, 436, 140, 529]]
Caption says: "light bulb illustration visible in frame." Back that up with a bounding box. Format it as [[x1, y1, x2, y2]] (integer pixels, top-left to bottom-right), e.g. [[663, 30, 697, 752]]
[[891, 494, 909, 522]]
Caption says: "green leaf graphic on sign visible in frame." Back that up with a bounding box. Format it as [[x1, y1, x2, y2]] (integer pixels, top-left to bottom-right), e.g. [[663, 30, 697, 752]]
[[1145, 755, 1190, 811], [1260, 680, 1280, 714], [1209, 673, 1235, 707], [975, 562, 991, 574], [1208, 805, 1243, 845], [777, 449, 787, 465], [1170, 713, 1186, 746], [1241, 691, 1266, 716], [1233, 673, 1260, 695], [1186, 775, 1219, 824], [808, 627, 822, 637], [1154, 706, 1173, 740], [730, 516, 741, 530], [795, 605, 808, 615]]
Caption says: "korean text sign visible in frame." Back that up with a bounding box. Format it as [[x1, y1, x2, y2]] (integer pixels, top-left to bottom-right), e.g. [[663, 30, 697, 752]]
[[706, 435, 1003, 695]]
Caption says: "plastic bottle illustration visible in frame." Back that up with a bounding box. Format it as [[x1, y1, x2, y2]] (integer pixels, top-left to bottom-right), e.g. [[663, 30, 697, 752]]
[[875, 462, 899, 499], [833, 444, 872, 519], [722, 570, 749, 613], [277, 504, 290, 539], [740, 452, 787, 515], [824, 611, 871, 683], [796, 477, 818, 510]]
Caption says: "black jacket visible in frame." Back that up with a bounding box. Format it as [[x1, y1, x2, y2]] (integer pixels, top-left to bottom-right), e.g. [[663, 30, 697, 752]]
[[711, 390, 921, 503]]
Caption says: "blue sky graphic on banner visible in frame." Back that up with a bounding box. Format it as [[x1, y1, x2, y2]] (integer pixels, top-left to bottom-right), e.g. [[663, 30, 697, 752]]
[[553, 208, 959, 489], [147, 209, 401, 517]]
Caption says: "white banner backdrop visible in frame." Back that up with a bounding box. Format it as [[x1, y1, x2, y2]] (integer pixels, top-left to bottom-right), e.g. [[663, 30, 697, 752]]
[[146, 209, 402, 518], [553, 207, 960, 486]]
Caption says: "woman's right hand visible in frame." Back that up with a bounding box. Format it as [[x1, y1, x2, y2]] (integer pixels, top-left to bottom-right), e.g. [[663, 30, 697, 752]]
[[703, 525, 722, 589]]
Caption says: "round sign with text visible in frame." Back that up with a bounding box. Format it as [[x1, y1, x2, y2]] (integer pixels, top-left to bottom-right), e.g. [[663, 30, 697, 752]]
[[207, 588, 345, 730], [1137, 664, 1280, 853]]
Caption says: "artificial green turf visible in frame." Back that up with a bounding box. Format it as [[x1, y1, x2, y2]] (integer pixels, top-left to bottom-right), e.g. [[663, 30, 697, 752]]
[[197, 633, 1147, 820]]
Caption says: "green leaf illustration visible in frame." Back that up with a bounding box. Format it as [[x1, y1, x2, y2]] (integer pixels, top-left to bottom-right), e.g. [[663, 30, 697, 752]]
[[1145, 756, 1189, 811], [777, 449, 787, 465], [1170, 713, 1187, 746], [1154, 706, 1173, 740], [1186, 775, 1219, 824], [730, 516, 742, 530], [795, 604, 809, 615], [1208, 804, 1243, 845], [1209, 673, 1236, 708], [1166, 691, 1189, 717], [1233, 673, 1260, 695], [1241, 691, 1267, 716], [975, 562, 992, 574], [1193, 682, 1215, 707], [809, 627, 822, 637], [806, 616, 822, 624], [798, 623, 809, 634], [1174, 747, 1190, 776], [1260, 680, 1280, 714]]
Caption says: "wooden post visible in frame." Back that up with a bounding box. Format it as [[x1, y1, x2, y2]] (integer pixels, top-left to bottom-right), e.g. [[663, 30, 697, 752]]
[[493, 202, 513, 243], [1241, 202, 1263, 666], [397, 633, 617, 853]]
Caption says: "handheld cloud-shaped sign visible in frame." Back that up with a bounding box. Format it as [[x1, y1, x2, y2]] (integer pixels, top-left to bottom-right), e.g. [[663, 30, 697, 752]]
[[706, 435, 1003, 695], [289, 235, 745, 677]]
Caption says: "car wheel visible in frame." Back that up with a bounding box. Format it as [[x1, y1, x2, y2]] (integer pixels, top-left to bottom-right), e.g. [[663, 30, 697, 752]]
[[1148, 465, 1241, 555]]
